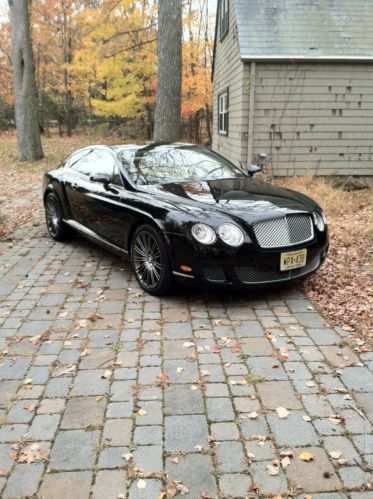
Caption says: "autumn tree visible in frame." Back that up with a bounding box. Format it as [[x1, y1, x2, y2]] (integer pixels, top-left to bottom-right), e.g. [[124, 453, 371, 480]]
[[153, 0, 182, 142], [8, 0, 43, 160]]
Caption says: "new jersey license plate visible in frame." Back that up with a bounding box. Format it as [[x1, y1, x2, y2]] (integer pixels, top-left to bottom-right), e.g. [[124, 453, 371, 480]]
[[280, 249, 307, 271]]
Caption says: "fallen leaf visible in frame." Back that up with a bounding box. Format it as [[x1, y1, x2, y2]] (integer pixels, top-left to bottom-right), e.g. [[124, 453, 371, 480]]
[[157, 370, 169, 387], [303, 415, 312, 422], [305, 380, 316, 388], [122, 453, 133, 462], [190, 385, 198, 391], [276, 407, 290, 419], [266, 463, 280, 476], [172, 456, 179, 464], [183, 341, 194, 348], [194, 444, 203, 452], [96, 396, 103, 402], [281, 456, 291, 468], [19, 443, 49, 463], [176, 367, 184, 374], [248, 411, 258, 419], [299, 451, 314, 462], [137, 409, 147, 416], [137, 479, 146, 490], [176, 482, 189, 496], [338, 458, 350, 465], [23, 378, 33, 385], [329, 415, 345, 425], [24, 404, 36, 412], [102, 369, 112, 380], [329, 450, 342, 459], [230, 346, 240, 353]]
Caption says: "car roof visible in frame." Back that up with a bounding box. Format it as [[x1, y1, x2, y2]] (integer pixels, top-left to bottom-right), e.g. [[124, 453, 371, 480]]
[[111, 142, 198, 153]]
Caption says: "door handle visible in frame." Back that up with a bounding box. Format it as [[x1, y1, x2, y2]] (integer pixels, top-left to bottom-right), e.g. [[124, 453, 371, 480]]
[[71, 182, 79, 190]]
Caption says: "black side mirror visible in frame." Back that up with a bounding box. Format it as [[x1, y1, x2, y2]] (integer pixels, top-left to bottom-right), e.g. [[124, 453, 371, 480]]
[[248, 164, 262, 176], [90, 173, 111, 186]]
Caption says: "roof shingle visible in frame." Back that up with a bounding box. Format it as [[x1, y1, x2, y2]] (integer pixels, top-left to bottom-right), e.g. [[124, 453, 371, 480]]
[[233, 0, 373, 60]]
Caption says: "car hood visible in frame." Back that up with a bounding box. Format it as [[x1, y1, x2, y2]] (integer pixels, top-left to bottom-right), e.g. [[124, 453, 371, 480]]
[[140, 178, 318, 223]]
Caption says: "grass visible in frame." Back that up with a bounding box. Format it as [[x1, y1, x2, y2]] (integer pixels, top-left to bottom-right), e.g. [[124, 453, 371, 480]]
[[0, 130, 371, 340]]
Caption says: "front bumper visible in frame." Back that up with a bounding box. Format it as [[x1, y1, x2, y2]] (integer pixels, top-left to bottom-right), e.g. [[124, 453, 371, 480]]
[[166, 230, 329, 288]]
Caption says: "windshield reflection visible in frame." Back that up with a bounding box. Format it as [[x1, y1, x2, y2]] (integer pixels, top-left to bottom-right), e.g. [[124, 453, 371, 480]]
[[116, 144, 246, 185]]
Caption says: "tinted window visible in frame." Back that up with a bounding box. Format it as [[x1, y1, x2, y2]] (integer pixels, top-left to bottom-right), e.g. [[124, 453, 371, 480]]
[[71, 149, 115, 178], [117, 145, 245, 185]]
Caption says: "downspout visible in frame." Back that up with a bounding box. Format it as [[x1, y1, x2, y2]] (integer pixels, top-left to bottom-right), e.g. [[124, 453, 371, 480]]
[[247, 62, 256, 165]]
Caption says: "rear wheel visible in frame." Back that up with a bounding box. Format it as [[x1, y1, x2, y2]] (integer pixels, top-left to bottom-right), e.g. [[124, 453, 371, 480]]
[[131, 224, 173, 295], [44, 192, 75, 241]]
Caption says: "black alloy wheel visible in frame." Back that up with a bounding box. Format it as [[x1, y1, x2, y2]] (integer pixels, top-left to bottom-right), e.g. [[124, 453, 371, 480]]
[[44, 192, 74, 241], [131, 224, 172, 295]]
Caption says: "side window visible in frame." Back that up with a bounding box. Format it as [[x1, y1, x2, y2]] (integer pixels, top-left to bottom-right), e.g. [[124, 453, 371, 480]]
[[88, 149, 116, 178], [112, 164, 124, 186], [70, 149, 115, 178], [218, 89, 229, 135], [70, 150, 93, 175], [219, 0, 229, 40]]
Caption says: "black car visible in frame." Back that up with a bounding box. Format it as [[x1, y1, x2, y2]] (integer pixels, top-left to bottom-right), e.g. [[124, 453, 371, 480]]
[[43, 143, 329, 295]]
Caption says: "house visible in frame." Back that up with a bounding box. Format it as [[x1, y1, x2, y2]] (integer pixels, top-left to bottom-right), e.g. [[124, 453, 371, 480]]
[[212, 0, 373, 176]]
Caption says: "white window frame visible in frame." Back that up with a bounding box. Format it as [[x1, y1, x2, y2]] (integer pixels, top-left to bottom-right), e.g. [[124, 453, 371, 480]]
[[218, 90, 228, 135], [219, 0, 229, 40]]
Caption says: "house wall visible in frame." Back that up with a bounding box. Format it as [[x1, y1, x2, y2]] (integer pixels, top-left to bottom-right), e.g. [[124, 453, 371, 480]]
[[250, 62, 373, 176], [212, 1, 248, 165]]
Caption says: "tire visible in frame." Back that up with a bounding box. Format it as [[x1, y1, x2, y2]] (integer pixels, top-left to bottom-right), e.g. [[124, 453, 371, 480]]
[[131, 224, 173, 295], [44, 192, 75, 241]]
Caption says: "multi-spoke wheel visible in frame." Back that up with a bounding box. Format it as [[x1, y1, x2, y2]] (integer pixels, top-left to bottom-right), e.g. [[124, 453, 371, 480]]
[[131, 224, 173, 295], [44, 192, 74, 241]]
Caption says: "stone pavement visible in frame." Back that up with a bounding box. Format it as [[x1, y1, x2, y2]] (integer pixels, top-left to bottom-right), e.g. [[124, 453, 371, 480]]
[[0, 225, 372, 499]]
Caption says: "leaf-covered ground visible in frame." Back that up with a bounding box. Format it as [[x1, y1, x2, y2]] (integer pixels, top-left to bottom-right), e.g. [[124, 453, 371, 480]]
[[0, 132, 371, 340]]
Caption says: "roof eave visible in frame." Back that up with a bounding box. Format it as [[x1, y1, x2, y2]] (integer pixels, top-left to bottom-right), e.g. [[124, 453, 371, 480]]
[[241, 55, 373, 62]]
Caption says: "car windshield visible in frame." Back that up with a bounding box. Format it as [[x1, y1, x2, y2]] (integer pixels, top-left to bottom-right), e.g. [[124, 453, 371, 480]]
[[116, 145, 246, 185]]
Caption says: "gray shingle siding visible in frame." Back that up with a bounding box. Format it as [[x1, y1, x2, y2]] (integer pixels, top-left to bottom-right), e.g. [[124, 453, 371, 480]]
[[251, 62, 373, 175], [212, 0, 248, 164]]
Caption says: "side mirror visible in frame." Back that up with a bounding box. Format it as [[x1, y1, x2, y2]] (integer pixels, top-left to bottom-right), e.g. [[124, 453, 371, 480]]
[[90, 173, 111, 186], [248, 164, 262, 176]]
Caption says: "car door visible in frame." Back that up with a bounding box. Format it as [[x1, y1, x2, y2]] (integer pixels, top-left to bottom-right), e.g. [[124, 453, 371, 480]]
[[81, 148, 131, 248], [63, 148, 94, 224]]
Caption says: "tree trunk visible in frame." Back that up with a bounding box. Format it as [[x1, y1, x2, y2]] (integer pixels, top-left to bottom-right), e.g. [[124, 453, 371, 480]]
[[8, 0, 43, 161], [153, 0, 182, 142]]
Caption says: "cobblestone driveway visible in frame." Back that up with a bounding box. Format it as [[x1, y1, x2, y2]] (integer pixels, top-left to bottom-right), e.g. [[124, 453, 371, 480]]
[[0, 225, 372, 498]]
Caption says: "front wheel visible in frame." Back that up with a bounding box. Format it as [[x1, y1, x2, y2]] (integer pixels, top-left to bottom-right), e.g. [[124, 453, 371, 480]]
[[44, 192, 75, 241], [131, 224, 173, 295]]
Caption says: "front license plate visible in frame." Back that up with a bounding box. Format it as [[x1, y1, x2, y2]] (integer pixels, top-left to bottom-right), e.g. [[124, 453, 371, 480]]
[[280, 249, 307, 271]]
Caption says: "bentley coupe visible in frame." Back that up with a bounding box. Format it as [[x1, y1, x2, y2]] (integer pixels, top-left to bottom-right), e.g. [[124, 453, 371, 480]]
[[43, 143, 328, 295]]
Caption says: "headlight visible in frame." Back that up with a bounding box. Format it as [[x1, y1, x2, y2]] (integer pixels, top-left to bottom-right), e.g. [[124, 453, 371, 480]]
[[191, 223, 216, 245], [313, 211, 326, 231], [218, 223, 244, 247]]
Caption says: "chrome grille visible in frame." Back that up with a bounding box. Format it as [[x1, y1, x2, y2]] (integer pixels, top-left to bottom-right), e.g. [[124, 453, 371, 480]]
[[252, 214, 314, 249], [235, 255, 320, 285], [203, 266, 226, 282]]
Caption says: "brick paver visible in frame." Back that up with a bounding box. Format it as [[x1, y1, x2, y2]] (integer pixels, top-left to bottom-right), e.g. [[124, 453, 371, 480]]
[[0, 224, 372, 498]]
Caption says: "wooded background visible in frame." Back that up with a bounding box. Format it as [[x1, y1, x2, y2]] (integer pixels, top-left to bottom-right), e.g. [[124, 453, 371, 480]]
[[0, 0, 214, 143]]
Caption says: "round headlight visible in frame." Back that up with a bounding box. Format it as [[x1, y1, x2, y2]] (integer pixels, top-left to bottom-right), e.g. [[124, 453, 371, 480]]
[[191, 223, 216, 245], [313, 211, 326, 231], [218, 223, 244, 247]]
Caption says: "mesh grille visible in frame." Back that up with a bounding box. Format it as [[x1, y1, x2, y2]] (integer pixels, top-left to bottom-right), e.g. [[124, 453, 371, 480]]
[[253, 214, 314, 249], [203, 266, 226, 282], [235, 255, 320, 284]]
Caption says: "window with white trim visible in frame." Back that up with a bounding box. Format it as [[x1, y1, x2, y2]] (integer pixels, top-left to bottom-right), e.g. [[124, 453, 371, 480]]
[[219, 0, 229, 40], [218, 90, 228, 135]]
